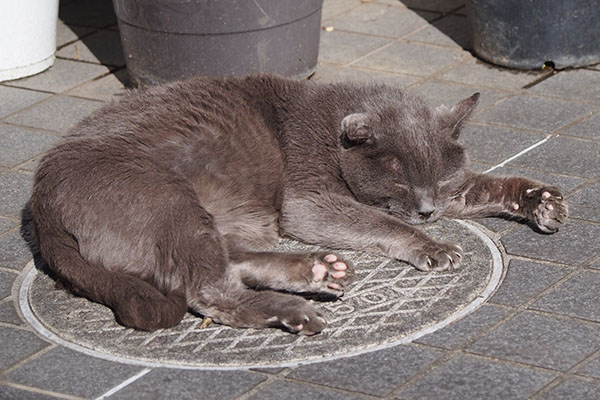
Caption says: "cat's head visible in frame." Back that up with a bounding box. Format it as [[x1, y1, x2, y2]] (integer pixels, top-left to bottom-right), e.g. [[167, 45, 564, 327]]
[[339, 91, 479, 225]]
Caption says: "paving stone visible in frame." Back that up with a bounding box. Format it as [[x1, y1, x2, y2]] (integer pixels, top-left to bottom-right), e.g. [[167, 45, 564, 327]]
[[577, 355, 600, 380], [288, 345, 442, 396], [315, 66, 421, 87], [319, 30, 391, 65], [0, 125, 59, 168], [0, 326, 50, 371], [0, 385, 62, 400], [322, 0, 363, 21], [401, 0, 465, 13], [0, 301, 23, 325], [0, 171, 32, 218], [531, 270, 600, 322], [472, 94, 598, 133], [501, 220, 600, 265], [506, 135, 600, 178], [409, 79, 506, 109], [568, 182, 600, 223], [530, 69, 600, 103], [0, 269, 18, 298], [483, 164, 585, 194], [0, 217, 17, 235], [4, 95, 103, 134], [3, 59, 110, 94], [354, 40, 464, 76], [415, 304, 510, 349], [67, 68, 128, 101], [405, 14, 470, 49], [490, 260, 570, 307], [327, 3, 435, 38], [56, 30, 125, 67], [540, 378, 600, 400], [467, 311, 600, 371], [472, 217, 519, 234], [560, 110, 600, 140], [5, 346, 144, 398], [110, 369, 266, 400], [0, 231, 34, 271], [439, 57, 546, 90], [0, 87, 51, 119], [397, 354, 555, 399], [458, 124, 548, 165], [58, 0, 117, 28], [56, 19, 94, 48], [247, 380, 368, 400]]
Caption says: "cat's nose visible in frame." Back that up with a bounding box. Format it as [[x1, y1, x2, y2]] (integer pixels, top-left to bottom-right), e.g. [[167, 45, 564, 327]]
[[418, 209, 435, 220]]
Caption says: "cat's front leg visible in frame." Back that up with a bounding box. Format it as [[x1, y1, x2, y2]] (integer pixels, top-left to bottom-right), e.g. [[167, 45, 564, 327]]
[[445, 174, 568, 232], [280, 191, 463, 272]]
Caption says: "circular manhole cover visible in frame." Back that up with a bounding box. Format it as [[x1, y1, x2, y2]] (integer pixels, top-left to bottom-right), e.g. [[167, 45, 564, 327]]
[[19, 220, 502, 369]]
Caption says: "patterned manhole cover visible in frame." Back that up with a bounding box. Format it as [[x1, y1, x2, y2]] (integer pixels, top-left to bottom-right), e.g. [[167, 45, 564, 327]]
[[19, 219, 502, 369]]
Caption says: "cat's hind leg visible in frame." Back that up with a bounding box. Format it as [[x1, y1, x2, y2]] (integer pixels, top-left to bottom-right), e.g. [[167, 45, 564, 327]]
[[228, 251, 354, 296]]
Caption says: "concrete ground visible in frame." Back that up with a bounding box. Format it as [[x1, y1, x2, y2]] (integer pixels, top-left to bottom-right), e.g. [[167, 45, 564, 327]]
[[1, 0, 599, 398]]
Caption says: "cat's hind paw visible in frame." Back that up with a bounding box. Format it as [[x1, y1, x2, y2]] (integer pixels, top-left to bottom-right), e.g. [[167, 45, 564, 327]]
[[269, 302, 327, 335], [525, 186, 568, 233], [310, 253, 354, 296]]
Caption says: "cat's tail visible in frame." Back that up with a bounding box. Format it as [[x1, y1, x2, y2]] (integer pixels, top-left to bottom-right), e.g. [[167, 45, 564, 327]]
[[33, 222, 187, 331]]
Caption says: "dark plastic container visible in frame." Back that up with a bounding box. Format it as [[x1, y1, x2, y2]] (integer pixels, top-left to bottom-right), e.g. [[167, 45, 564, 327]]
[[113, 0, 323, 86], [466, 0, 600, 69]]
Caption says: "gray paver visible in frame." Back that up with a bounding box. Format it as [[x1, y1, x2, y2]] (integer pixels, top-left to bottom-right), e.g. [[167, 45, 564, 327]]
[[247, 380, 368, 400], [506, 135, 600, 178], [0, 385, 62, 400], [4, 95, 103, 134], [490, 260, 570, 307], [458, 123, 548, 165], [56, 19, 94, 48], [577, 355, 600, 380], [0, 231, 35, 271], [405, 14, 470, 49], [397, 354, 555, 399], [0, 125, 60, 168], [501, 220, 600, 266], [530, 69, 600, 103], [484, 164, 585, 194], [0, 301, 23, 325], [321, 0, 362, 21], [472, 94, 598, 132], [0, 171, 32, 218], [0, 217, 16, 235], [5, 347, 144, 399], [3, 59, 110, 94], [531, 270, 600, 322], [327, 3, 435, 38], [439, 57, 546, 90], [354, 40, 464, 76], [0, 269, 17, 298], [66, 68, 128, 101], [540, 378, 600, 400], [56, 30, 125, 67], [0, 326, 50, 371], [110, 369, 267, 400], [415, 304, 510, 349], [560, 110, 600, 140], [319, 30, 391, 65], [314, 66, 421, 87], [288, 345, 442, 397], [467, 311, 600, 371], [410, 79, 506, 109], [0, 87, 51, 120], [568, 182, 600, 223]]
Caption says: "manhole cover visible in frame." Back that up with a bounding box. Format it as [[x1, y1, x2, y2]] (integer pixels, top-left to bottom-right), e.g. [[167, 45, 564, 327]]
[[19, 220, 502, 369]]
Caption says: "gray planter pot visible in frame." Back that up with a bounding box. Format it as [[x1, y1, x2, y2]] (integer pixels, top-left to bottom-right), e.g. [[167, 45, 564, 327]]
[[466, 0, 600, 69], [113, 0, 323, 86]]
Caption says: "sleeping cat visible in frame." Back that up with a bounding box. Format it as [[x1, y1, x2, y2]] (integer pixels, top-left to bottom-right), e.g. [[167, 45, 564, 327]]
[[30, 75, 568, 335]]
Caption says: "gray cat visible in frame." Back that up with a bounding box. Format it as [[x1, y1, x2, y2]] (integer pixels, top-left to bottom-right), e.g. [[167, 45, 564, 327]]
[[30, 75, 567, 335]]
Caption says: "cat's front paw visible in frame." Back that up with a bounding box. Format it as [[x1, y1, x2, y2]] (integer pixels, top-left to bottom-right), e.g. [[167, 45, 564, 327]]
[[409, 240, 464, 272], [524, 186, 568, 233]]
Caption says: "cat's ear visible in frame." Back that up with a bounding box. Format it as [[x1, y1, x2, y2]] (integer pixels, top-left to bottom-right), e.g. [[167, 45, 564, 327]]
[[437, 93, 480, 139], [341, 113, 373, 149]]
